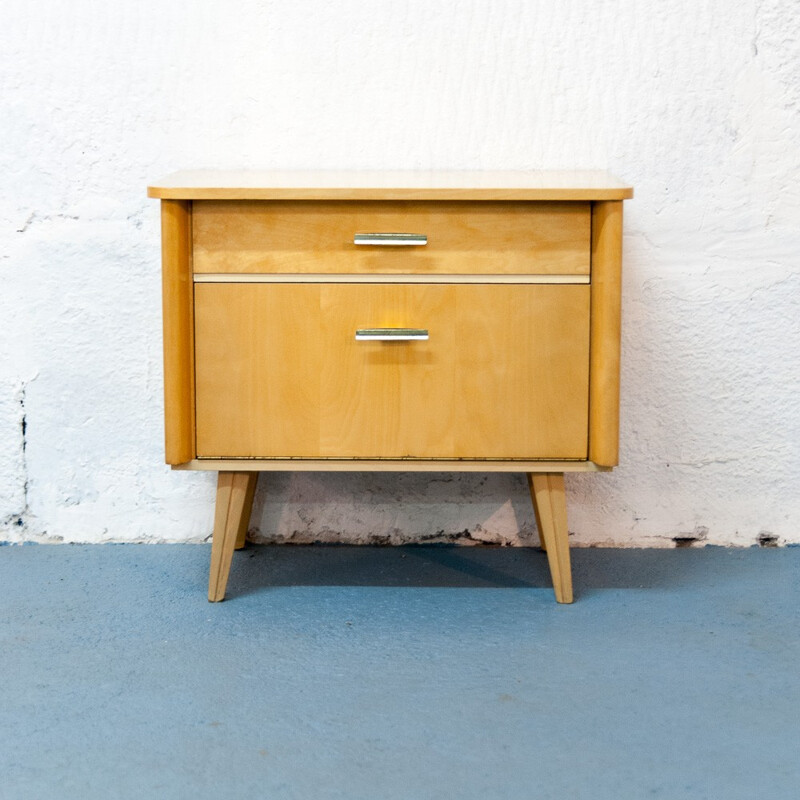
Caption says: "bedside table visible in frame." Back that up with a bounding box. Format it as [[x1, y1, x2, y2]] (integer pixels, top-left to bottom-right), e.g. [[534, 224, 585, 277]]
[[148, 171, 632, 603]]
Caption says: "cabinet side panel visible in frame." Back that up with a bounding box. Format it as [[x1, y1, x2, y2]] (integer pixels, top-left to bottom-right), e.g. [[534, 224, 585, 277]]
[[161, 200, 195, 464], [589, 201, 623, 467]]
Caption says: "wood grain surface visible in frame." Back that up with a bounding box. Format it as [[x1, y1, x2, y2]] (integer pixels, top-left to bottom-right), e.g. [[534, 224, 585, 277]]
[[192, 200, 590, 276], [194, 283, 590, 459]]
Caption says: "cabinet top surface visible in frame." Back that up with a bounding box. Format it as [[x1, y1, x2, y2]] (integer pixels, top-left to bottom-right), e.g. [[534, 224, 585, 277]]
[[147, 170, 633, 201]]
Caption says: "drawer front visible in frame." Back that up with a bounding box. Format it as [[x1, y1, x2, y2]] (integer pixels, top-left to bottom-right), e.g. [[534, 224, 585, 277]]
[[194, 284, 590, 459], [192, 201, 590, 276]]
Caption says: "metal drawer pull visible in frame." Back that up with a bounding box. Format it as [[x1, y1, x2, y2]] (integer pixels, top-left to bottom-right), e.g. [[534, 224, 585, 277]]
[[355, 328, 429, 341], [353, 233, 427, 246]]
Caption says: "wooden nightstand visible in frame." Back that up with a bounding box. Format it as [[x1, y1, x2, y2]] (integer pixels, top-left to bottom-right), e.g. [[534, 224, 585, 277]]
[[148, 171, 632, 603]]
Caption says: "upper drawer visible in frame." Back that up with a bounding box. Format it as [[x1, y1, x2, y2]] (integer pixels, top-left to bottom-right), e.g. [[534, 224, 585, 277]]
[[192, 200, 590, 276]]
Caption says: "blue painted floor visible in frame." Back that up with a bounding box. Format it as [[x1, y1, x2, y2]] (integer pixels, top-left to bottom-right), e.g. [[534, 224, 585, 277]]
[[1, 544, 798, 800]]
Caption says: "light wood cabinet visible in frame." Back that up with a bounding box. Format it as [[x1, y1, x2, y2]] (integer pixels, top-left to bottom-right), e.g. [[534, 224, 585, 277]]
[[149, 171, 632, 603]]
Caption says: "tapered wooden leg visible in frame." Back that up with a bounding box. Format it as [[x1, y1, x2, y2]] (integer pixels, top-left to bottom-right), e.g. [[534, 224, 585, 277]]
[[528, 477, 547, 553], [234, 472, 258, 550], [527, 473, 573, 603], [209, 471, 258, 602]]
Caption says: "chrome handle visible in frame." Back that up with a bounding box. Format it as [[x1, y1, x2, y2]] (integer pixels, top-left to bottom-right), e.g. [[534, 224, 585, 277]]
[[355, 328, 429, 341], [353, 233, 427, 246]]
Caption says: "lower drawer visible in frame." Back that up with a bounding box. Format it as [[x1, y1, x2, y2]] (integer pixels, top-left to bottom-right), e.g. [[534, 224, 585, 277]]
[[194, 283, 590, 459]]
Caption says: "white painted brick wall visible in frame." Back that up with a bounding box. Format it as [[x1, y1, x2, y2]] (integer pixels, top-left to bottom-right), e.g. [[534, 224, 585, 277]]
[[2, 0, 798, 547]]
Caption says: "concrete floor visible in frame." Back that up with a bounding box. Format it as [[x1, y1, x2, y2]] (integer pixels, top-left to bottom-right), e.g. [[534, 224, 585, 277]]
[[0, 544, 798, 800]]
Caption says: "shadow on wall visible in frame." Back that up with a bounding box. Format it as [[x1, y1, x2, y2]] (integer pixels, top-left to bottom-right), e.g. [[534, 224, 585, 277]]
[[246, 471, 540, 546]]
